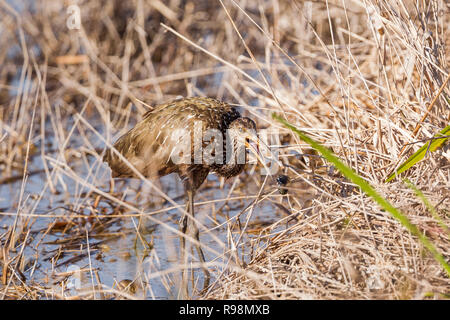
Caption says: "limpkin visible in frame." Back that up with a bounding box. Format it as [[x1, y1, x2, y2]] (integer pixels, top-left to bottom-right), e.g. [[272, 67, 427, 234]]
[[103, 97, 259, 297]]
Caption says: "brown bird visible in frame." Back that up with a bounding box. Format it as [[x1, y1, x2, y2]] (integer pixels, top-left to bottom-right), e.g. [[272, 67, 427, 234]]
[[103, 97, 259, 297]]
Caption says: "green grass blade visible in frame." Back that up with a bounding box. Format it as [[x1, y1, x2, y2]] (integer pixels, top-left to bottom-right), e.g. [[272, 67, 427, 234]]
[[272, 114, 450, 277], [386, 125, 450, 183], [404, 179, 450, 238]]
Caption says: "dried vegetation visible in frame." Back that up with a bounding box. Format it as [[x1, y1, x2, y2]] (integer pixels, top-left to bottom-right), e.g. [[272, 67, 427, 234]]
[[0, 0, 449, 299]]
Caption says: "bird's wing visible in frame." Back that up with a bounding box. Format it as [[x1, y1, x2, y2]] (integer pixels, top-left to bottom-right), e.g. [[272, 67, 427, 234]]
[[103, 97, 240, 178]]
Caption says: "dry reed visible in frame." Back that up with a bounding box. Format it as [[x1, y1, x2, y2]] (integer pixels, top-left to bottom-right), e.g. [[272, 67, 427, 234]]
[[0, 0, 448, 300]]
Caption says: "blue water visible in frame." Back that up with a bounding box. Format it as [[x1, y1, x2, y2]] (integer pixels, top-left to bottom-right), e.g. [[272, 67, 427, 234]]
[[0, 114, 282, 299]]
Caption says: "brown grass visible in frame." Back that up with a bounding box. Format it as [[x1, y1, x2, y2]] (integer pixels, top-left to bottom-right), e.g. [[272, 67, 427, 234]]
[[0, 0, 449, 299]]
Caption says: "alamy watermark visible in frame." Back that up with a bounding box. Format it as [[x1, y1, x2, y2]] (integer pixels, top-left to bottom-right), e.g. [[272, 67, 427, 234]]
[[163, 121, 280, 176], [67, 4, 81, 30]]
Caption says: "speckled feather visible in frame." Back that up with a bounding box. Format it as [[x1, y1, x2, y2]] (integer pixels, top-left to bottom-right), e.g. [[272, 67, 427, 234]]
[[103, 97, 250, 190]]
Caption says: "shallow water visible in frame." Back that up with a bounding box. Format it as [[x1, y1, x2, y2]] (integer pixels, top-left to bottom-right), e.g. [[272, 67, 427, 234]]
[[0, 128, 283, 299], [0, 0, 288, 298]]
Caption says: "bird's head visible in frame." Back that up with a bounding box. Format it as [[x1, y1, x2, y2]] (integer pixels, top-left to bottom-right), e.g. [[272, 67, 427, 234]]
[[228, 117, 262, 164], [229, 117, 257, 135]]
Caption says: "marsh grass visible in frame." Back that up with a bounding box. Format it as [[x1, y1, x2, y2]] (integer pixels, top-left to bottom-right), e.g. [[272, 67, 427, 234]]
[[0, 0, 449, 299], [274, 113, 450, 276]]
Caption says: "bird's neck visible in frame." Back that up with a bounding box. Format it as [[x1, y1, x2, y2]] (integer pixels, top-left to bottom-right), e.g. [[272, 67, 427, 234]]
[[215, 161, 245, 178], [215, 130, 246, 178]]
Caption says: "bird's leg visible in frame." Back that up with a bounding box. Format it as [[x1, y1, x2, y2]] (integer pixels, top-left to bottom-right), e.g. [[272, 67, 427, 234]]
[[187, 188, 210, 293], [178, 196, 189, 299], [178, 169, 211, 298], [178, 183, 210, 298]]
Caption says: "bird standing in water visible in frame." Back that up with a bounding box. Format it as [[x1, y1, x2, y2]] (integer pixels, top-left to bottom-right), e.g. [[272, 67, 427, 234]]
[[103, 97, 259, 297]]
